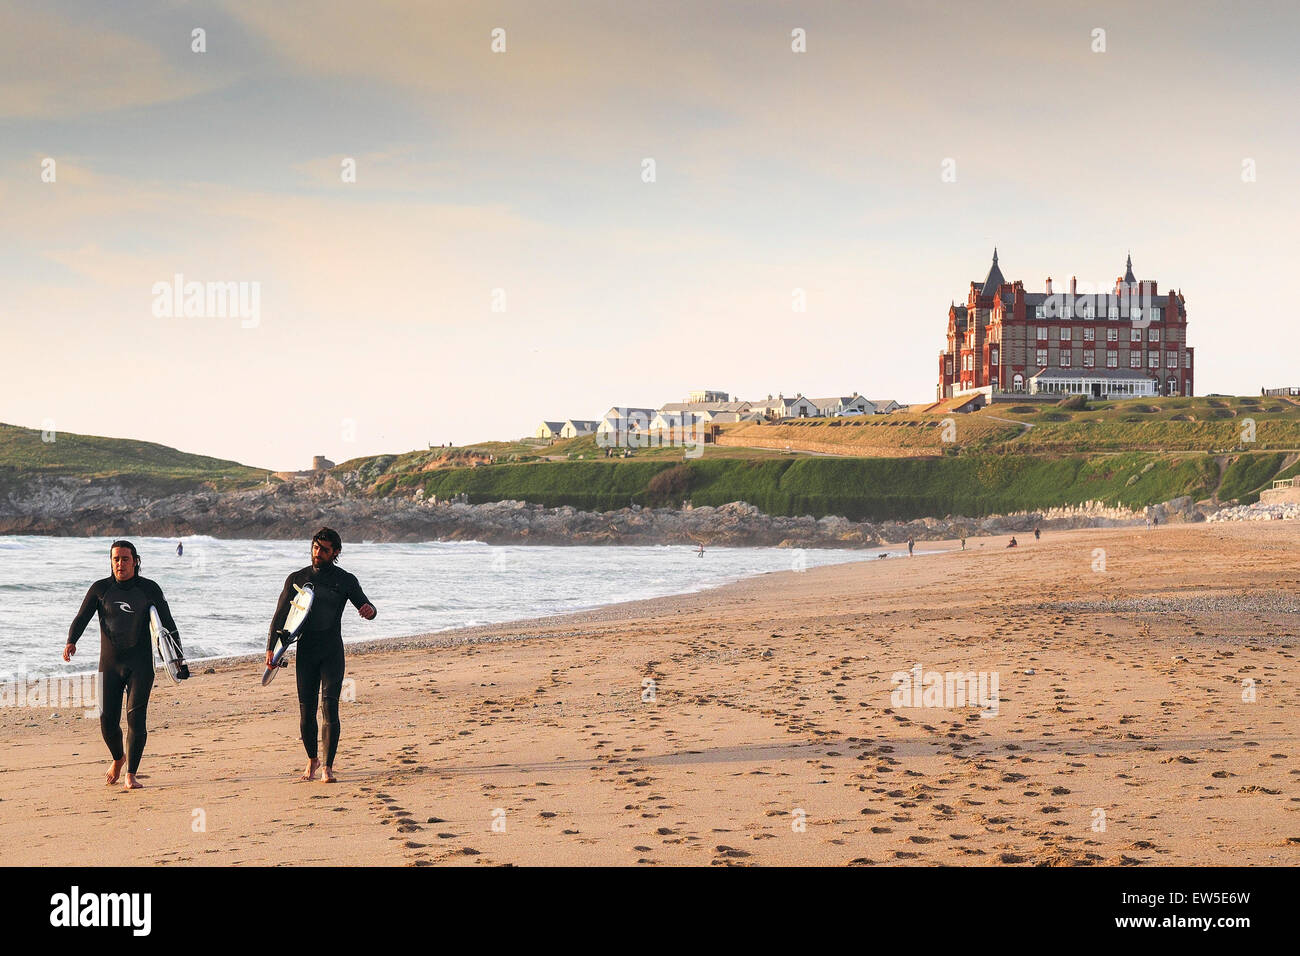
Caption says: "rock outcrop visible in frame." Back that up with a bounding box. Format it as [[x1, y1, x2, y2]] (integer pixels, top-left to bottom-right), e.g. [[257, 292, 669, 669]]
[[0, 472, 1222, 546]]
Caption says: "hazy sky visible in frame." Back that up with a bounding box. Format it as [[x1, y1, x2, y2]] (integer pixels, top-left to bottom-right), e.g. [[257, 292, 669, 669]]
[[3, 0, 1298, 470]]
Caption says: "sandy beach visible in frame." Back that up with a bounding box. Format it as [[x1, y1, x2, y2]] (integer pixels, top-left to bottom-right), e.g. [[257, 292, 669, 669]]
[[2, 522, 1296, 866]]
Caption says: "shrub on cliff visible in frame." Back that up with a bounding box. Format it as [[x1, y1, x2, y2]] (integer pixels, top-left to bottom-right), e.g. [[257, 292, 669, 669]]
[[646, 464, 692, 506]]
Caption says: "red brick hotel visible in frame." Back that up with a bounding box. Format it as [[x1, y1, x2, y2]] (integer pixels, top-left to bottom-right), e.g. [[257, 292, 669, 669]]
[[937, 251, 1193, 401]]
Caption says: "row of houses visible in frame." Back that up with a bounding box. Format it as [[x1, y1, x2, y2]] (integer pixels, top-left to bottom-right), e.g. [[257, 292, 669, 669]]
[[535, 390, 903, 441]]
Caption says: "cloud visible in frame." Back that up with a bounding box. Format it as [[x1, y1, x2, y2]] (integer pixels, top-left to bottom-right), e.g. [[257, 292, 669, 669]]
[[0, 3, 216, 118]]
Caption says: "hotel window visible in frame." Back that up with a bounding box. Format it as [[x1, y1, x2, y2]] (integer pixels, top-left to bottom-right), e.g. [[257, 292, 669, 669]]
[[1060, 351, 1071, 368], [1035, 326, 1048, 341], [946, 360, 952, 375], [1130, 352, 1142, 368], [1036, 349, 1048, 367], [1106, 328, 1118, 342], [1130, 328, 1142, 342], [1081, 303, 1093, 318], [1148, 352, 1159, 368], [1148, 328, 1160, 342], [1063, 303, 1072, 318], [1035, 305, 1045, 318], [1059, 327, 1071, 342], [1152, 308, 1162, 321], [1083, 328, 1095, 343], [1184, 353, 1192, 369], [1107, 350, 1118, 368], [1167, 351, 1178, 368], [1134, 307, 1145, 321], [991, 347, 999, 365], [1083, 352, 1095, 368], [1108, 306, 1119, 319]]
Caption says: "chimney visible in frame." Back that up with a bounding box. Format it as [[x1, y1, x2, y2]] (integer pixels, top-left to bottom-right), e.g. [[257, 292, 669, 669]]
[[1069, 276, 1077, 296], [1046, 277, 1053, 294]]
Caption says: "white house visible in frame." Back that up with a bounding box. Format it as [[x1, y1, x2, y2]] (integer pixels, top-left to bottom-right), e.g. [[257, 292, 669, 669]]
[[596, 406, 658, 443], [808, 393, 875, 417], [560, 419, 600, 438], [650, 411, 706, 432], [869, 399, 903, 414], [659, 400, 752, 422], [775, 395, 819, 419], [535, 421, 565, 440]]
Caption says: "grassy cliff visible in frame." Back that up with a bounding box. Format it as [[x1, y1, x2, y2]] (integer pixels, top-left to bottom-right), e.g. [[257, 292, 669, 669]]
[[0, 422, 265, 492], [6, 394, 1298, 525], [392, 453, 1223, 521]]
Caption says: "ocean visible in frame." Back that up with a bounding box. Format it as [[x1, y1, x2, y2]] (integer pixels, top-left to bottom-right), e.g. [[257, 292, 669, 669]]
[[0, 535, 889, 678]]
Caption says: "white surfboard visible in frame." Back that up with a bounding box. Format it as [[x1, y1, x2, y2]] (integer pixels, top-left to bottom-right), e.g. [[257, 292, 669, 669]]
[[149, 606, 185, 684], [263, 583, 314, 686]]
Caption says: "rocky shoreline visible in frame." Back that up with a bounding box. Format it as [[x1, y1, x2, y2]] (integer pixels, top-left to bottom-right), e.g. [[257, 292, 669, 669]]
[[0, 472, 1219, 546]]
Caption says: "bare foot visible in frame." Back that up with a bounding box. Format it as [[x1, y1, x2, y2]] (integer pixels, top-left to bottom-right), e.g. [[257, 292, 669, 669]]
[[321, 766, 337, 784], [105, 758, 126, 785], [299, 759, 320, 782], [123, 773, 143, 790]]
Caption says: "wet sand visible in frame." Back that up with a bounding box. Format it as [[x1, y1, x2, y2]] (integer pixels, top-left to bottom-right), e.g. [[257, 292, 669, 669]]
[[1, 523, 1296, 866]]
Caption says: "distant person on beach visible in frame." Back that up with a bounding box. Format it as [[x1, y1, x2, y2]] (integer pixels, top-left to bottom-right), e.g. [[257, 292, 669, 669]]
[[1007, 537, 1018, 548], [1033, 527, 1040, 541], [961, 537, 966, 550], [907, 538, 914, 557], [266, 527, 376, 783], [64, 540, 188, 791], [696, 543, 705, 558], [176, 541, 183, 557]]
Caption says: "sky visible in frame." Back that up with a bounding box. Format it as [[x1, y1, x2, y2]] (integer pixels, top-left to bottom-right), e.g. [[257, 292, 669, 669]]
[[2, 0, 1298, 471]]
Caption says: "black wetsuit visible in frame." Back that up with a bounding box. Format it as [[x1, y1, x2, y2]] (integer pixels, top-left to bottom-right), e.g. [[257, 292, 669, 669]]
[[268, 563, 373, 765], [68, 575, 180, 774]]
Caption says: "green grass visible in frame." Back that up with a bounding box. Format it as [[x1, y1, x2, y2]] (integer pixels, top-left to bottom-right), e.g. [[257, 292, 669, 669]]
[[8, 394, 1298, 524], [0, 422, 265, 490], [1217, 452, 1288, 505], [406, 453, 1220, 521]]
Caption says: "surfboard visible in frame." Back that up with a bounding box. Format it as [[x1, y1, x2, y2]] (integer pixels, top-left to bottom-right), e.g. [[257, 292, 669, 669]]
[[149, 606, 185, 684], [262, 582, 315, 686]]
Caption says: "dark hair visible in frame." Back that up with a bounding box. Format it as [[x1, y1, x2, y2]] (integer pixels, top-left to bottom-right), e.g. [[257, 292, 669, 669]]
[[109, 539, 140, 573], [312, 527, 342, 551]]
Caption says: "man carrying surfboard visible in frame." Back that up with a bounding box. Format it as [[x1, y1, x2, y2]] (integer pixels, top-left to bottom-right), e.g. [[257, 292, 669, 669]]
[[266, 527, 376, 783], [64, 540, 189, 791]]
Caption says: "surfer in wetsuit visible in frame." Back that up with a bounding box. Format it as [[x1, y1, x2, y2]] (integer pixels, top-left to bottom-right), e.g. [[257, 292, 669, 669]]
[[266, 527, 376, 783], [64, 540, 188, 790]]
